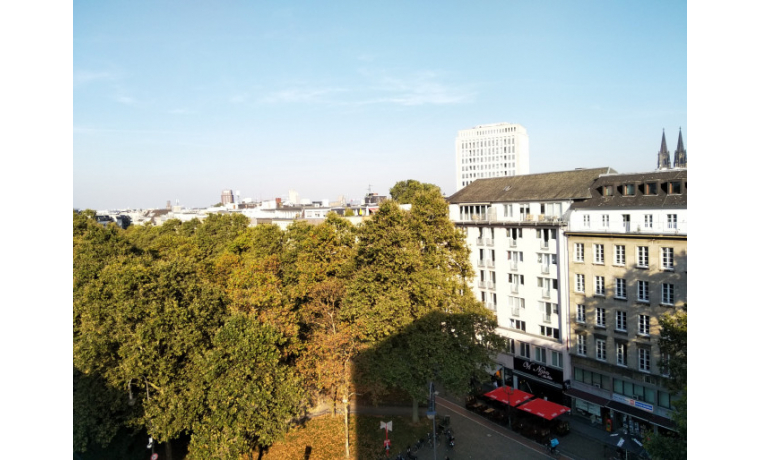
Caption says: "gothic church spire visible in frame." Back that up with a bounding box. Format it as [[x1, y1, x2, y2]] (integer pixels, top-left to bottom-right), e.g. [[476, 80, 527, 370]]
[[657, 129, 671, 170], [673, 128, 687, 168]]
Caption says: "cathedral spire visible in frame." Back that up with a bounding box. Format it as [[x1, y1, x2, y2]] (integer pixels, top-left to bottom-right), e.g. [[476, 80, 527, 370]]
[[673, 127, 687, 168], [657, 129, 671, 170]]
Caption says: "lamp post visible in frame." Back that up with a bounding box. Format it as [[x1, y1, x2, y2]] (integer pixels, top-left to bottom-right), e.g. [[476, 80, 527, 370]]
[[127, 377, 154, 456], [426, 382, 437, 460]]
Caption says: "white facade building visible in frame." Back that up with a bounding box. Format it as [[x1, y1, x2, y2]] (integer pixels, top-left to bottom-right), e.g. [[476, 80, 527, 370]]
[[447, 167, 614, 402], [455, 122, 530, 191]]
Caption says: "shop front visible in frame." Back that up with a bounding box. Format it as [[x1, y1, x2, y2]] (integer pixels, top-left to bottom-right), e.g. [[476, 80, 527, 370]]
[[565, 387, 610, 427], [607, 394, 674, 436], [512, 357, 565, 404]]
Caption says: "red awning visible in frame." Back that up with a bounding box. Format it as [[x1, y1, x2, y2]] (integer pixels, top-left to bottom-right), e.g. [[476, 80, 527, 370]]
[[517, 398, 570, 420], [483, 386, 533, 407]]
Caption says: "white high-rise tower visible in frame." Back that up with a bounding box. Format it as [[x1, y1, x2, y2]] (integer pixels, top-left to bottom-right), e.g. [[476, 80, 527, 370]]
[[455, 122, 530, 191]]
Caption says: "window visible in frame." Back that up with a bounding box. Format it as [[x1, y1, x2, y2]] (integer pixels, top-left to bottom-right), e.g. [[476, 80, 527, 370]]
[[510, 319, 526, 331], [662, 283, 674, 305], [540, 326, 560, 339], [658, 390, 674, 410], [615, 310, 627, 331], [662, 247, 674, 270], [616, 343, 628, 366], [637, 281, 650, 302], [506, 338, 515, 354], [602, 215, 609, 227], [644, 182, 657, 195], [639, 315, 650, 336], [577, 335, 587, 356], [637, 246, 649, 268], [596, 339, 607, 361], [550, 350, 563, 368], [575, 274, 585, 293], [595, 276, 606, 296], [623, 184, 635, 196], [575, 367, 606, 389], [644, 214, 653, 228], [535, 347, 547, 363], [576, 304, 586, 323], [613, 379, 656, 404], [667, 181, 681, 194], [519, 342, 530, 358], [574, 243, 585, 262], [667, 214, 677, 229], [639, 348, 651, 372], [596, 308, 606, 327], [603, 185, 613, 196], [615, 278, 627, 299], [583, 215, 590, 227], [660, 352, 670, 376], [614, 245, 626, 265], [594, 244, 605, 264]]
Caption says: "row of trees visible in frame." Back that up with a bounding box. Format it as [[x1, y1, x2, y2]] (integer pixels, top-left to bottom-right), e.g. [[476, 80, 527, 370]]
[[73, 185, 504, 459]]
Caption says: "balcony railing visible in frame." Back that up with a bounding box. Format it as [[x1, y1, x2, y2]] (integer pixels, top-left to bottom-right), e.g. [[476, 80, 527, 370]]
[[510, 284, 519, 294], [509, 260, 518, 271], [485, 238, 494, 247], [541, 264, 550, 274], [486, 259, 495, 268], [542, 288, 551, 299], [477, 259, 485, 267], [540, 240, 550, 250], [509, 238, 517, 248], [487, 281, 495, 290], [476, 237, 484, 246], [543, 313, 552, 324], [511, 307, 520, 317], [478, 280, 486, 289]]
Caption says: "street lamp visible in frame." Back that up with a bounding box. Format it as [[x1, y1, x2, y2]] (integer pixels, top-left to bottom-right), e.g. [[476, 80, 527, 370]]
[[127, 377, 154, 456], [426, 382, 437, 460]]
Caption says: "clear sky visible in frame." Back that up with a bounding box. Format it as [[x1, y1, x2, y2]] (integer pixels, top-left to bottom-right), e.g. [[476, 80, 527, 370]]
[[73, 1, 686, 210]]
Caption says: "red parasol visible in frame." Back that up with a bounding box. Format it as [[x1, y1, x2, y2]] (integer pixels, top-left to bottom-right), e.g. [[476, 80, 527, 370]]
[[483, 386, 533, 407]]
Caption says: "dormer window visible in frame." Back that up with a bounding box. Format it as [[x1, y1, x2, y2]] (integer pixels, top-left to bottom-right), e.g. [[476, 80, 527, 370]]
[[623, 184, 635, 196], [668, 181, 682, 194], [644, 182, 657, 195], [603, 185, 613, 196]]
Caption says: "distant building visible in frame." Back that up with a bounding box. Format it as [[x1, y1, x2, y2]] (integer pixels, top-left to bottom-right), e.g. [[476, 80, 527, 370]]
[[221, 189, 234, 204], [455, 122, 530, 191]]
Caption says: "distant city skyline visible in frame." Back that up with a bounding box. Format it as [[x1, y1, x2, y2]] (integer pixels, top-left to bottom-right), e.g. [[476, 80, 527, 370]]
[[74, 1, 686, 210]]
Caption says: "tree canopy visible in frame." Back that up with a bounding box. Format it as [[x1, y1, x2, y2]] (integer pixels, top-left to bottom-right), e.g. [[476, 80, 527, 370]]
[[73, 187, 504, 457]]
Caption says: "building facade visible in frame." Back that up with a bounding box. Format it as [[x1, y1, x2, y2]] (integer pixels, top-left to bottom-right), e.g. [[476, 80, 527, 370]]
[[455, 122, 530, 191], [447, 168, 615, 404], [564, 170, 687, 436]]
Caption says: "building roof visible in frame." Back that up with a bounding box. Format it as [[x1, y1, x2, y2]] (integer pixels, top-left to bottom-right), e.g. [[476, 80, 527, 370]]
[[572, 169, 687, 210], [446, 167, 616, 204]]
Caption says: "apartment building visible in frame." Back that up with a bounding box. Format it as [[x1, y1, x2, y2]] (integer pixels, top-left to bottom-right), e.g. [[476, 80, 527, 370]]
[[455, 122, 530, 191], [447, 167, 615, 404], [565, 169, 687, 436]]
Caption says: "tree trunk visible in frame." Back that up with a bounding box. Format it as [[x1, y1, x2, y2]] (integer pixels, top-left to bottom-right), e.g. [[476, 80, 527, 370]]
[[343, 400, 350, 458], [411, 396, 419, 423], [164, 439, 173, 460]]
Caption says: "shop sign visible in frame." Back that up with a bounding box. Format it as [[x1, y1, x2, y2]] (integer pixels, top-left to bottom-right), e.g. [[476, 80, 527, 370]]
[[612, 393, 654, 413], [513, 357, 563, 384]]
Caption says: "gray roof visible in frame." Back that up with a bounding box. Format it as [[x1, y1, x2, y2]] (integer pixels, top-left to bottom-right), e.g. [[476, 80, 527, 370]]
[[447, 167, 616, 204], [572, 169, 687, 210]]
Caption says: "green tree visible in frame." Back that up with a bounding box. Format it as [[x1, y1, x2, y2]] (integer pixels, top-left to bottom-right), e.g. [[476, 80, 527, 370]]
[[187, 315, 302, 459], [389, 179, 442, 204], [643, 309, 687, 459]]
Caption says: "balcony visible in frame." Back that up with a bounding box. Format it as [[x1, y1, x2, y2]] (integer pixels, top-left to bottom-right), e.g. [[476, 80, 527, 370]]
[[487, 302, 495, 310], [510, 284, 519, 294], [509, 260, 518, 271], [543, 313, 552, 324], [541, 264, 550, 274], [476, 237, 484, 246], [487, 281, 495, 290], [511, 307, 520, 317], [542, 288, 551, 299], [477, 259, 485, 267], [486, 259, 495, 268], [485, 238, 494, 247], [539, 240, 550, 250], [478, 280, 486, 289], [509, 238, 518, 248]]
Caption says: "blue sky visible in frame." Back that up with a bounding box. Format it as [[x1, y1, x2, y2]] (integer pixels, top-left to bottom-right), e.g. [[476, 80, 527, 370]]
[[73, 1, 686, 209]]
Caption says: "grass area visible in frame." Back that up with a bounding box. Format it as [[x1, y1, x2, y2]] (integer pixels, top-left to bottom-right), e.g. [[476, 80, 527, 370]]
[[262, 412, 435, 460]]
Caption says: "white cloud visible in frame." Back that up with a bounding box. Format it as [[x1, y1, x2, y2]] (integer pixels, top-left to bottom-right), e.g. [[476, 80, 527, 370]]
[[74, 70, 115, 86], [258, 87, 346, 104]]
